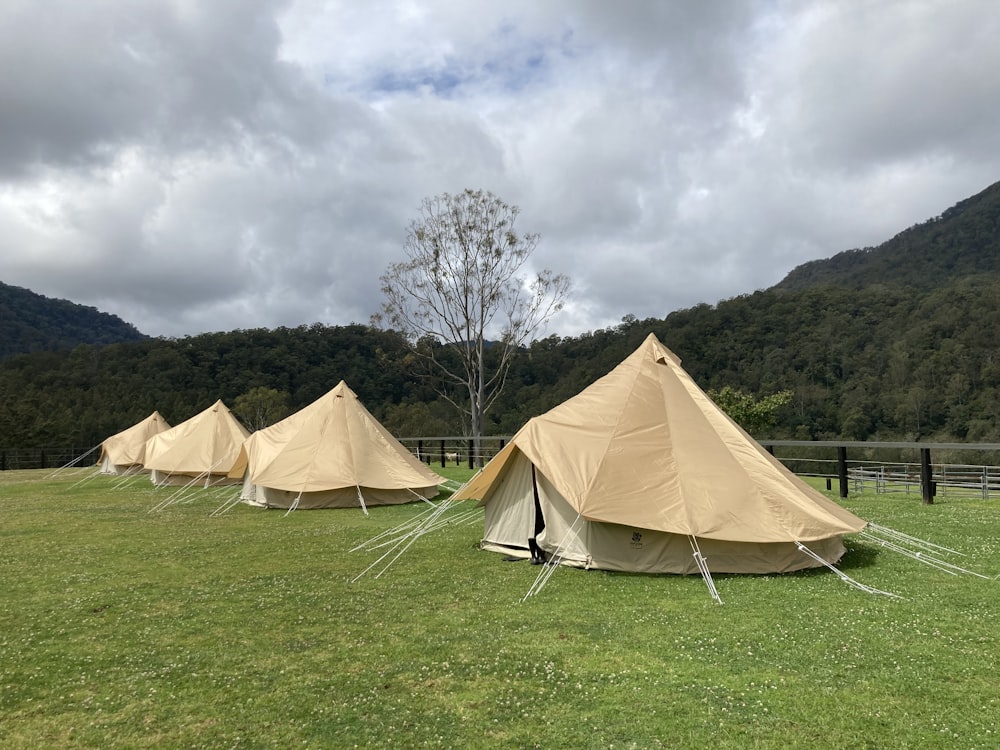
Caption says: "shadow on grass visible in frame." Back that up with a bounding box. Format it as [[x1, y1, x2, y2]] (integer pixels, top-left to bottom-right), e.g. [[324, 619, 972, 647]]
[[838, 539, 882, 571]]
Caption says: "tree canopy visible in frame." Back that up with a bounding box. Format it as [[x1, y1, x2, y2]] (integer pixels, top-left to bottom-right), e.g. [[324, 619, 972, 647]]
[[374, 188, 569, 461]]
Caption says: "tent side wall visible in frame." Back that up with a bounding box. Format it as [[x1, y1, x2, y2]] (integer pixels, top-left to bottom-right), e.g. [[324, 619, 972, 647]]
[[100, 457, 150, 476], [151, 469, 243, 487], [483, 456, 849, 575], [99, 455, 139, 476], [583, 523, 846, 574], [480, 450, 541, 554], [534, 469, 592, 566], [243, 482, 438, 509]]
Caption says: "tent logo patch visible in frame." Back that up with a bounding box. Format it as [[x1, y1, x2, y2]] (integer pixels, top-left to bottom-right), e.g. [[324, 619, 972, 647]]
[[630, 531, 643, 549]]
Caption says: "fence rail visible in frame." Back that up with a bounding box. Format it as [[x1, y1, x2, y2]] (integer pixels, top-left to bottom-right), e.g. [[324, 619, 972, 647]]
[[758, 440, 1000, 503], [395, 437, 512, 469], [0, 447, 97, 472], [6, 438, 1000, 502], [847, 464, 1000, 501]]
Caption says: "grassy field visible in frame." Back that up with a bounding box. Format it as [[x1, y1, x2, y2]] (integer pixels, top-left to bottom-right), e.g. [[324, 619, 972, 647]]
[[1, 467, 998, 749]]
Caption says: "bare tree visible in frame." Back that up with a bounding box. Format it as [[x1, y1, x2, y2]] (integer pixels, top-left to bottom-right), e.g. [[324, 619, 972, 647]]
[[374, 189, 570, 465], [233, 386, 289, 432]]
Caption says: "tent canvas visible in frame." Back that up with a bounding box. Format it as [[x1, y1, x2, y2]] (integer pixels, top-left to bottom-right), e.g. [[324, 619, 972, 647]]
[[143, 400, 249, 486], [229, 380, 443, 509], [97, 411, 171, 475], [452, 333, 867, 575]]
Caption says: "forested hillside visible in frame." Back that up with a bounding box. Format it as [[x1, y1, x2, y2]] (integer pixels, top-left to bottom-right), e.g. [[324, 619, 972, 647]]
[[0, 324, 457, 449], [0, 281, 146, 359], [3, 180, 1000, 451], [776, 179, 1000, 291], [3, 276, 1000, 451], [496, 276, 1000, 443]]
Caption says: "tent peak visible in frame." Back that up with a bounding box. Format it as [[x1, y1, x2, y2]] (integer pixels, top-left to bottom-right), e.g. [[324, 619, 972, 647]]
[[330, 380, 356, 396], [635, 332, 682, 366]]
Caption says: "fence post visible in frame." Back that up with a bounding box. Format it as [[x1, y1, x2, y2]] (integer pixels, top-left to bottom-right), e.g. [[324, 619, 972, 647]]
[[920, 448, 934, 505], [467, 439, 474, 470], [439, 439, 445, 468], [837, 446, 848, 498]]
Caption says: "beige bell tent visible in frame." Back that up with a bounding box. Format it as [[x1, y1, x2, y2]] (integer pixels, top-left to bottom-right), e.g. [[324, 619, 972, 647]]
[[144, 400, 249, 486], [97, 411, 171, 475], [229, 380, 443, 510], [451, 333, 867, 576]]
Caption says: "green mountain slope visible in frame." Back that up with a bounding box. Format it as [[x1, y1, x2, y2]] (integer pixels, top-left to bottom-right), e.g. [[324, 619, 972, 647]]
[[776, 180, 1000, 291], [0, 281, 147, 359]]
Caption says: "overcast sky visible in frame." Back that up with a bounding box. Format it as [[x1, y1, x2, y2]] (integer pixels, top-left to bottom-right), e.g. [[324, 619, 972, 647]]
[[2, 1, 998, 339]]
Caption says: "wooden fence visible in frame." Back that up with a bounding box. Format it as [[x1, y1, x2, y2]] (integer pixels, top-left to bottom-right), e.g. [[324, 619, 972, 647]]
[[396, 437, 512, 469], [0, 447, 98, 472], [8, 438, 1000, 504], [759, 440, 1000, 503], [846, 464, 1000, 501]]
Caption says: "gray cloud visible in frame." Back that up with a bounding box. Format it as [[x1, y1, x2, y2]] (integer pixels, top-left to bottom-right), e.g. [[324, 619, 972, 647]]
[[1, 0, 998, 338]]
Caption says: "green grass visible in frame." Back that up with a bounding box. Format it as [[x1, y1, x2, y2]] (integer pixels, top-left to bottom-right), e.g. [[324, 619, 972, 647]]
[[1, 468, 999, 748]]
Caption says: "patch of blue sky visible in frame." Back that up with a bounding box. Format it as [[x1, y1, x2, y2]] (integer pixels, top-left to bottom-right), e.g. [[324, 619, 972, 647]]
[[482, 50, 547, 94], [379, 49, 547, 99], [323, 64, 474, 100], [327, 28, 561, 102], [370, 66, 467, 97]]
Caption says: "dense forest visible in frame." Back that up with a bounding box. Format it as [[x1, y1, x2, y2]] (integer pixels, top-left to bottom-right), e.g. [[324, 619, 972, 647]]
[[3, 279, 1000, 451], [0, 281, 147, 359], [2, 179, 1000, 451]]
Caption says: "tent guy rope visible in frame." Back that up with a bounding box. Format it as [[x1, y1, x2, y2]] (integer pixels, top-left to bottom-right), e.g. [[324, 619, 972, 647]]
[[45, 444, 101, 479], [351, 498, 465, 583], [523, 514, 584, 601], [794, 542, 901, 598], [688, 535, 723, 604], [859, 525, 991, 579]]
